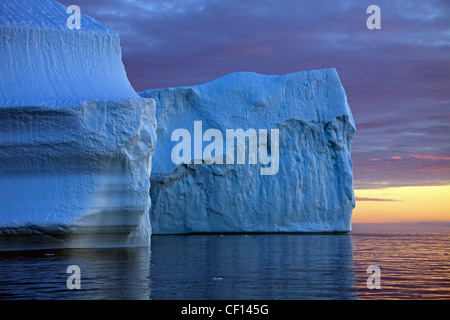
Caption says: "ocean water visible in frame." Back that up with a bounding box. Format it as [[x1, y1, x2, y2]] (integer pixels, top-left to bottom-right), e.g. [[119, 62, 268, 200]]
[[0, 223, 449, 300]]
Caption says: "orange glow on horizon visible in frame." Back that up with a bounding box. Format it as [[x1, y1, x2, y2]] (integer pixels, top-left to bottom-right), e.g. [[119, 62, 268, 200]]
[[352, 185, 450, 223]]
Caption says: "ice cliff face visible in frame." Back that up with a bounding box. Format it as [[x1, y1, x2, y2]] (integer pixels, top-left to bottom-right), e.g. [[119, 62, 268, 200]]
[[140, 69, 355, 234], [0, 0, 156, 249]]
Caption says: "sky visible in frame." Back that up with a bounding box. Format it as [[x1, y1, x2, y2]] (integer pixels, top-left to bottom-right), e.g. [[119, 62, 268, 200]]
[[58, 0, 450, 222]]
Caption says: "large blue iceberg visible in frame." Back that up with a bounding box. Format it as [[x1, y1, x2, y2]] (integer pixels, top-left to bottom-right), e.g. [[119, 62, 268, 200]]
[[140, 69, 356, 234], [0, 0, 157, 250], [0, 0, 356, 249]]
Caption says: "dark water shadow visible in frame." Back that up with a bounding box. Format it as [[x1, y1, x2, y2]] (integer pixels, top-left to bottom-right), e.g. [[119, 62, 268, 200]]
[[150, 233, 355, 300], [0, 247, 151, 299]]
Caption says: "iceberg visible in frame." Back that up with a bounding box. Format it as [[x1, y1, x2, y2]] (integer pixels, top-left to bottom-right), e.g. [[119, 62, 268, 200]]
[[140, 69, 356, 234], [0, 0, 156, 250]]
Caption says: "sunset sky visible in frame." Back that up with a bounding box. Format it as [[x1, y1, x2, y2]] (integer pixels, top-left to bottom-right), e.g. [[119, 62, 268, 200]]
[[59, 0, 450, 223]]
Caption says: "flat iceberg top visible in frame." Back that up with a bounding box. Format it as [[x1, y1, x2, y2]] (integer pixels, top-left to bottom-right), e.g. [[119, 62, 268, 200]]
[[0, 0, 138, 107], [143, 68, 354, 128], [0, 0, 114, 33], [140, 68, 355, 175]]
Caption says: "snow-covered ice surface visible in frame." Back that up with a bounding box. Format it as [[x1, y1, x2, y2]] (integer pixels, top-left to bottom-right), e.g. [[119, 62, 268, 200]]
[[0, 0, 157, 250], [0, 0, 138, 106], [140, 69, 356, 234]]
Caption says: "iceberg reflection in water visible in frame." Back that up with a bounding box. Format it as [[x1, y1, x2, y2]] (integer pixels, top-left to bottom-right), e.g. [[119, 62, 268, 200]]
[[0, 234, 355, 300], [0, 247, 152, 299], [150, 234, 355, 300]]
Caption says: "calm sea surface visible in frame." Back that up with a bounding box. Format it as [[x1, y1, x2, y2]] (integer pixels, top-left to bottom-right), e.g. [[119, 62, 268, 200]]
[[0, 223, 449, 300]]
